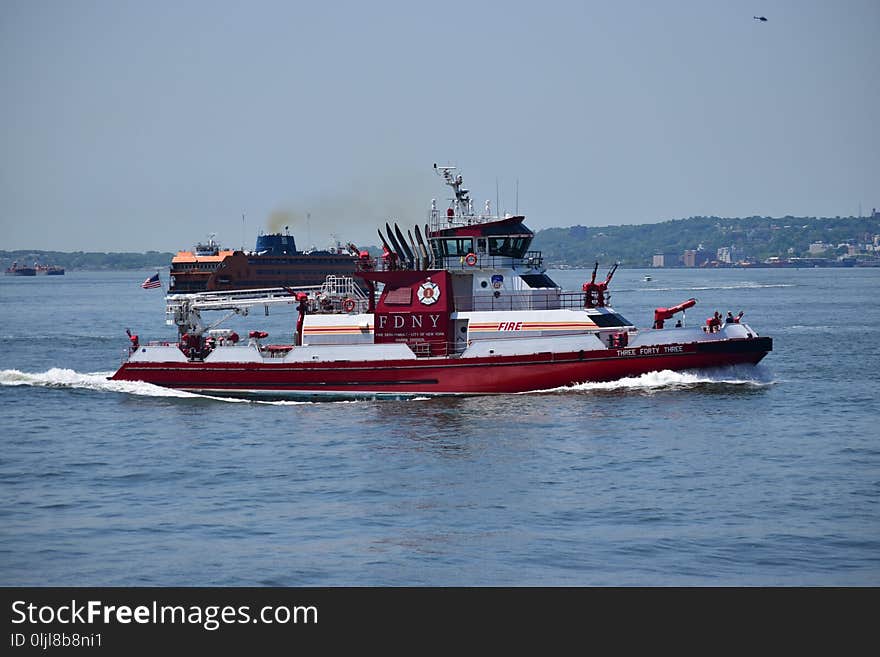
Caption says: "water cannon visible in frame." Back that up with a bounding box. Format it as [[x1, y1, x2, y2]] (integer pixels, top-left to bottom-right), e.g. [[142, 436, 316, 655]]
[[583, 262, 617, 308], [604, 262, 619, 285], [653, 298, 697, 329]]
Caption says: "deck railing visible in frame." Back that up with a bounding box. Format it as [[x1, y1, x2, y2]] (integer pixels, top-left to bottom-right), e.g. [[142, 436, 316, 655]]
[[355, 251, 544, 273], [457, 290, 608, 312]]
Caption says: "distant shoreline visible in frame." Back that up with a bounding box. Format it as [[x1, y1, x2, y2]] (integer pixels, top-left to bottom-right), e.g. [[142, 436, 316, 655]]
[[4, 251, 879, 271], [1, 250, 174, 272], [5, 211, 879, 270]]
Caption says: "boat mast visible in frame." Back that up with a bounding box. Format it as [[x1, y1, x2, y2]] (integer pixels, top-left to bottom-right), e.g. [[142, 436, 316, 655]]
[[433, 163, 475, 222]]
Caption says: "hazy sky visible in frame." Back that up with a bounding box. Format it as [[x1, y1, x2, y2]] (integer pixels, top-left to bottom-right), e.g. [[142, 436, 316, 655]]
[[1, 0, 878, 252]]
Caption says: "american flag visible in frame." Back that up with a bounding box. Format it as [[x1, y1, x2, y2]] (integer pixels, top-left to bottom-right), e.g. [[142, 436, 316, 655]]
[[141, 273, 161, 289]]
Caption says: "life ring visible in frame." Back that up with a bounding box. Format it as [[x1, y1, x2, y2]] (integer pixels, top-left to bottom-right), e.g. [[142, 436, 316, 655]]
[[342, 298, 356, 313], [464, 252, 477, 267]]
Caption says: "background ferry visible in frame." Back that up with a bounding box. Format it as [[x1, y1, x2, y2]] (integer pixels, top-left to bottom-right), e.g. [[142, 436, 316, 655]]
[[168, 229, 358, 293]]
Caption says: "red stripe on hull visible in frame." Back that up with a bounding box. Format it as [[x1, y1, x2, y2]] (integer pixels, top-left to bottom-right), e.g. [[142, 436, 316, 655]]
[[111, 338, 771, 396]]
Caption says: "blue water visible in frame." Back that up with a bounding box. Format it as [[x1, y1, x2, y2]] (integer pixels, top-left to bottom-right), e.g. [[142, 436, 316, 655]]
[[1, 268, 878, 585]]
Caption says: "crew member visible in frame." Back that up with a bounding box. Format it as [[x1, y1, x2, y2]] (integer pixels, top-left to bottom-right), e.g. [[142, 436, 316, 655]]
[[381, 245, 397, 271]]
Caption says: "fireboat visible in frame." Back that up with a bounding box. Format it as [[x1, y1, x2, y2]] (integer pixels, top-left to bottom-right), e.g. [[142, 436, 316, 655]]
[[110, 165, 772, 398]]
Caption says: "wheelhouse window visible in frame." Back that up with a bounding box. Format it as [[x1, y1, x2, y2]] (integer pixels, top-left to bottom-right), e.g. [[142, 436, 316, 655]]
[[434, 238, 475, 258], [488, 236, 530, 258]]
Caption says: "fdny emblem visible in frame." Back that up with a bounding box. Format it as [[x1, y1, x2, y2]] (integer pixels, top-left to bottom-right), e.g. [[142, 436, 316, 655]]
[[417, 281, 440, 305]]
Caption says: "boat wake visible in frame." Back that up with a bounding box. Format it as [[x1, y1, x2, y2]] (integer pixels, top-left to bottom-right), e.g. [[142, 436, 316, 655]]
[[1, 365, 775, 403], [0, 368, 213, 399], [0, 368, 356, 405], [529, 365, 776, 395], [626, 283, 796, 293]]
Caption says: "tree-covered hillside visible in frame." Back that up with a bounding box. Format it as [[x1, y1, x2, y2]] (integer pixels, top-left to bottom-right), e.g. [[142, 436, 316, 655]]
[[531, 215, 880, 267]]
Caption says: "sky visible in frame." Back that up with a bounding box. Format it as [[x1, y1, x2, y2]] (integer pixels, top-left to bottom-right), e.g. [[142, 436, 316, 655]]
[[1, 0, 878, 252]]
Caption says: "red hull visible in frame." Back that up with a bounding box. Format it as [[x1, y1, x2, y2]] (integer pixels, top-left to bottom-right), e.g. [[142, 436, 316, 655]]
[[111, 337, 772, 397]]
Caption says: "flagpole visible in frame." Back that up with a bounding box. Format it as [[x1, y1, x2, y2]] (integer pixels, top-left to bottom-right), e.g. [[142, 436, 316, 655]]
[[158, 269, 167, 296]]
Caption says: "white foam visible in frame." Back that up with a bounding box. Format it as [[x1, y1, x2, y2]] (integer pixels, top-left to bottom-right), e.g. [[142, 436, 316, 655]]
[[0, 367, 206, 398], [528, 366, 775, 394], [0, 368, 379, 405]]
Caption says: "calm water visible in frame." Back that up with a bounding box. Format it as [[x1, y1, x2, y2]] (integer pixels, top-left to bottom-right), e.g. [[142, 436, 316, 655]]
[[1, 268, 878, 585]]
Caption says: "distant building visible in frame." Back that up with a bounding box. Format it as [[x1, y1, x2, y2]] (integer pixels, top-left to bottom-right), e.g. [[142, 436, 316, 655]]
[[653, 251, 681, 267], [717, 247, 732, 263], [809, 242, 830, 254], [683, 248, 710, 267]]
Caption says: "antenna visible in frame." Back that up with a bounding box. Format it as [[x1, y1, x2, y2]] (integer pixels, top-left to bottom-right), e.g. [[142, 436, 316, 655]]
[[496, 178, 499, 219], [515, 178, 519, 215], [307, 212, 312, 249], [241, 212, 245, 250]]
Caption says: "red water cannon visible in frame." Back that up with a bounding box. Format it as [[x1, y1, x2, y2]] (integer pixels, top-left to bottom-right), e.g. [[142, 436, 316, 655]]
[[653, 298, 697, 329], [583, 262, 619, 308]]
